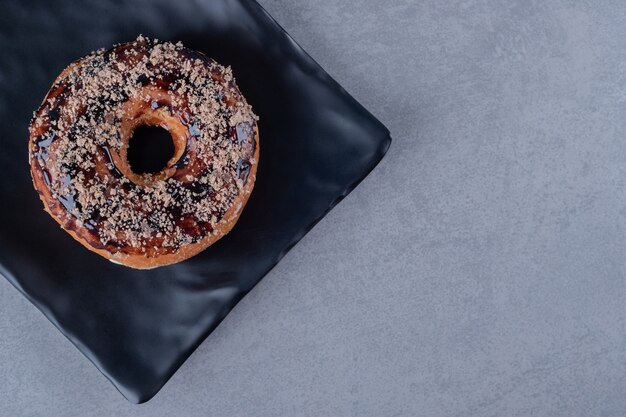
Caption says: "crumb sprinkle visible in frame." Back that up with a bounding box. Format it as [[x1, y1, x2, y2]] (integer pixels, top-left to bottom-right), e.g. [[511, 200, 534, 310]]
[[29, 36, 258, 256]]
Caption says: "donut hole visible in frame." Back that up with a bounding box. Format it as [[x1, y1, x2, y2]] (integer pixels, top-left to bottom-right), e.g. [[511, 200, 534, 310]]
[[127, 125, 175, 174]]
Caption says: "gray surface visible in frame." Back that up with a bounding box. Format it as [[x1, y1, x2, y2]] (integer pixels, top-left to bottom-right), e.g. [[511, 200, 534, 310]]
[[2, 0, 626, 415]]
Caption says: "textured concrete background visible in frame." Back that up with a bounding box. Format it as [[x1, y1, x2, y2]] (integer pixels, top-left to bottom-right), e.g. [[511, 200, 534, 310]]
[[3, 0, 626, 415]]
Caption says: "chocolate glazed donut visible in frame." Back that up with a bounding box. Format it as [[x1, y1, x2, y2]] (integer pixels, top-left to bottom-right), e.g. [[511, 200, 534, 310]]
[[28, 36, 259, 269]]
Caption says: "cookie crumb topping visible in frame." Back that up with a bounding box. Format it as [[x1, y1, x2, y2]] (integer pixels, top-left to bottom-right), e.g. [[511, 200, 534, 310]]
[[29, 36, 258, 257]]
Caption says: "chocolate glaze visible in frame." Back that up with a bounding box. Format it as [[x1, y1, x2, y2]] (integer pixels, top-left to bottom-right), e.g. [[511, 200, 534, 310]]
[[29, 38, 258, 258]]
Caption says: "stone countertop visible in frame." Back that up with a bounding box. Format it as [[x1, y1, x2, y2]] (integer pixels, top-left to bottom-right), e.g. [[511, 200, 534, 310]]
[[2, 1, 626, 416]]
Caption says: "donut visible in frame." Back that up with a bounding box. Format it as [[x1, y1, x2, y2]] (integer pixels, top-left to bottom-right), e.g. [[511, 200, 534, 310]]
[[28, 36, 259, 269]]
